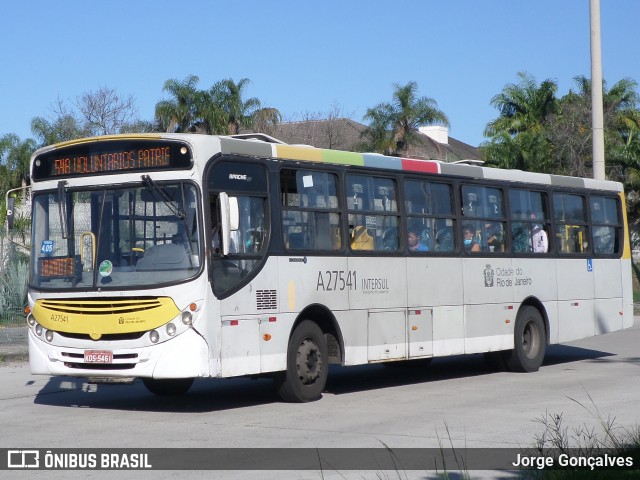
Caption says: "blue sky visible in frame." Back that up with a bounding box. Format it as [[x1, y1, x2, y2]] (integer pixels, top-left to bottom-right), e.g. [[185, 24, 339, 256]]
[[1, 0, 638, 147]]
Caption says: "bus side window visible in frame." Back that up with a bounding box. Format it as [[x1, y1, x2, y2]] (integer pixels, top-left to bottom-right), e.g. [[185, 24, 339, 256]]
[[591, 196, 621, 256], [281, 169, 342, 252], [553, 193, 588, 254]]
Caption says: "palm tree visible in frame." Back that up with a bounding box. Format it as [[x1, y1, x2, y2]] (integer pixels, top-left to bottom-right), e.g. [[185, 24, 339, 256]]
[[31, 115, 87, 147], [214, 78, 261, 134], [155, 75, 201, 133], [0, 134, 36, 189], [484, 72, 558, 138], [482, 73, 558, 171], [361, 81, 449, 156], [251, 107, 283, 136]]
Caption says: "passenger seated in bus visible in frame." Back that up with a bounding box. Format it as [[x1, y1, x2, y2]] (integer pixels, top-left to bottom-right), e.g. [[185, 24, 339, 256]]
[[435, 225, 454, 252], [350, 225, 374, 250], [463, 224, 480, 253], [531, 224, 548, 253], [484, 222, 504, 252], [407, 227, 429, 252]]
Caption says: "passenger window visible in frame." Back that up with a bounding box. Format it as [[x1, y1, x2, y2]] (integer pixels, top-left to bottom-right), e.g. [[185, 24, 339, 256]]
[[591, 195, 621, 255], [461, 185, 505, 253], [553, 193, 589, 254], [280, 169, 342, 251], [509, 189, 550, 254], [404, 180, 455, 253], [346, 174, 399, 252]]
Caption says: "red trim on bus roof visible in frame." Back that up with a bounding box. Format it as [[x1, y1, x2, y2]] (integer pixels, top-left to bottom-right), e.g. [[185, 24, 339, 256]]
[[401, 158, 440, 174]]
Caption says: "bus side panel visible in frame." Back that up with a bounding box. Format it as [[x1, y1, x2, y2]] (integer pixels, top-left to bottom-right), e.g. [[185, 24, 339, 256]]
[[408, 258, 463, 357], [348, 258, 407, 310], [557, 259, 596, 342], [462, 258, 514, 306], [219, 315, 261, 377], [432, 305, 464, 356], [336, 309, 368, 366], [514, 258, 559, 344], [464, 303, 514, 354], [593, 258, 624, 334], [367, 309, 406, 361], [280, 256, 350, 313], [219, 256, 282, 377], [348, 257, 408, 363], [407, 258, 463, 308], [622, 258, 634, 330], [462, 258, 514, 354]]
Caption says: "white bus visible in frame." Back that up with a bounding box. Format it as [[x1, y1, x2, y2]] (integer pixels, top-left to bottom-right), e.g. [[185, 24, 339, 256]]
[[26, 133, 633, 402]]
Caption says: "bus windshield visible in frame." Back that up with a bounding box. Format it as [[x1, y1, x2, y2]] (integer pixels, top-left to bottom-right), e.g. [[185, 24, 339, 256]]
[[30, 181, 202, 290]]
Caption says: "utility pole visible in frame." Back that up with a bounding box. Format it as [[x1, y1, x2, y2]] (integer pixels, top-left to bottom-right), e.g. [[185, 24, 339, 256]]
[[590, 0, 605, 180]]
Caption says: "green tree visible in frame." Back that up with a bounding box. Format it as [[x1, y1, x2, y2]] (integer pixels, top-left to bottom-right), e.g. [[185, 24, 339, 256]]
[[481, 72, 558, 171], [251, 107, 283, 137], [31, 114, 87, 147], [361, 81, 449, 156], [214, 78, 261, 134], [545, 76, 640, 177], [0, 134, 36, 189], [155, 75, 202, 133]]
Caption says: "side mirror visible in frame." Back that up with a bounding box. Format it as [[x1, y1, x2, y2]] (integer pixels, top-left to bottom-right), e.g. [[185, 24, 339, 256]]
[[219, 192, 239, 256]]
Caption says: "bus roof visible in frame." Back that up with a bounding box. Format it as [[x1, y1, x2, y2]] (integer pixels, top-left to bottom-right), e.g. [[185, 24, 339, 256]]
[[219, 134, 623, 193], [31, 132, 622, 193]]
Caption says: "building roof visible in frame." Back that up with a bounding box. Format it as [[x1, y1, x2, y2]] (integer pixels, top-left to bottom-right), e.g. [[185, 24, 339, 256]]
[[271, 118, 481, 162]]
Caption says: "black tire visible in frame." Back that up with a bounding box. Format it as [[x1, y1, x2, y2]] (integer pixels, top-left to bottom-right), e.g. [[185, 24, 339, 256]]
[[505, 306, 546, 372], [274, 320, 328, 402], [142, 377, 194, 396]]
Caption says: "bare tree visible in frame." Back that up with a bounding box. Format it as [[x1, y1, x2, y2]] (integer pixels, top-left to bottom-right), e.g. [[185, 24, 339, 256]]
[[76, 86, 138, 135], [277, 105, 357, 149]]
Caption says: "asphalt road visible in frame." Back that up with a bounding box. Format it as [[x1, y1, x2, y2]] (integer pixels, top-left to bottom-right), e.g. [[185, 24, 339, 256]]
[[1, 318, 639, 479]]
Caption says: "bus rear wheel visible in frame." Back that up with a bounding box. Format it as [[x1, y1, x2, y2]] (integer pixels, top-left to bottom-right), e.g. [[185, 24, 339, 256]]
[[142, 377, 194, 396], [505, 306, 546, 373], [274, 320, 328, 402]]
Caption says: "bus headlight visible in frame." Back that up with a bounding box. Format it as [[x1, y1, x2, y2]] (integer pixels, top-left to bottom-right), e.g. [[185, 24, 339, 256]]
[[181, 311, 192, 326], [35, 324, 43, 336], [27, 315, 36, 327], [166, 323, 176, 336], [149, 330, 160, 343], [45, 330, 54, 342]]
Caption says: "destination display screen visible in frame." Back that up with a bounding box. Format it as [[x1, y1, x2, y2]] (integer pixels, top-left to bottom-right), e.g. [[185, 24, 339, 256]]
[[32, 139, 193, 180], [38, 256, 77, 278]]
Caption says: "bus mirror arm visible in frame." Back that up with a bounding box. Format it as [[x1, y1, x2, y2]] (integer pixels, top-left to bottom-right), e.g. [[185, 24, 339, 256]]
[[219, 192, 239, 256]]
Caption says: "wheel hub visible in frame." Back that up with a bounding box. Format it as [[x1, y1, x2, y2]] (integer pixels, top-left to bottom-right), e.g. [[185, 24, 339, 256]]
[[296, 339, 321, 384]]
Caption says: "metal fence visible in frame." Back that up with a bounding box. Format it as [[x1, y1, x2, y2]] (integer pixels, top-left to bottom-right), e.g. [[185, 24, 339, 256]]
[[0, 231, 30, 355]]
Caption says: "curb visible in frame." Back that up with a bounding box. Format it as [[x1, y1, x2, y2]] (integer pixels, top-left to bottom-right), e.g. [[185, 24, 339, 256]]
[[0, 353, 29, 363], [0, 344, 29, 363]]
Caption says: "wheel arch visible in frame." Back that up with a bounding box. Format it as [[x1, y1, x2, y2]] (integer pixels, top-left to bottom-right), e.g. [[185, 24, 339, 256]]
[[518, 296, 550, 345], [292, 303, 344, 365]]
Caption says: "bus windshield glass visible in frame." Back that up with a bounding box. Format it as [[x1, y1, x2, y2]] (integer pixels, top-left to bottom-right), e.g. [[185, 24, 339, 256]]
[[30, 181, 201, 290]]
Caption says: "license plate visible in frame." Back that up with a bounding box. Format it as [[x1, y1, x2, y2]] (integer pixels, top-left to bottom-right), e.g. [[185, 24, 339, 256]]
[[84, 350, 113, 364]]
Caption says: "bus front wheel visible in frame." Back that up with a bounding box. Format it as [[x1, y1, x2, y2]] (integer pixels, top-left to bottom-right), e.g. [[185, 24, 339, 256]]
[[505, 306, 546, 373], [142, 377, 194, 396], [274, 320, 328, 402]]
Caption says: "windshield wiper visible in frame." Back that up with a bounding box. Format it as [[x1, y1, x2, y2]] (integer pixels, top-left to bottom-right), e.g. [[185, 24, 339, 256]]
[[141, 175, 186, 219], [57, 180, 69, 239]]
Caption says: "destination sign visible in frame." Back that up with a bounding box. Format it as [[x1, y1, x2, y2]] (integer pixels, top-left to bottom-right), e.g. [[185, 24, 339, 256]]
[[32, 139, 192, 180]]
